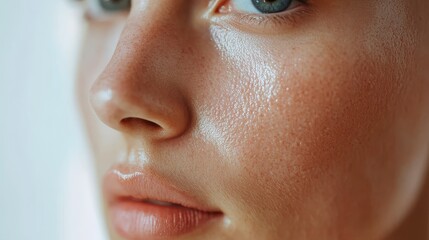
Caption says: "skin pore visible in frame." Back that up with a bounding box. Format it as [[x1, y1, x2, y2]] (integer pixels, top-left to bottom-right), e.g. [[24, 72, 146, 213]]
[[77, 0, 429, 239]]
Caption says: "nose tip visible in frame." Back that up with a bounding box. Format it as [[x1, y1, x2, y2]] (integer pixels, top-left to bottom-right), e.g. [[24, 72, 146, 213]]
[[90, 82, 191, 141], [87, 6, 196, 142]]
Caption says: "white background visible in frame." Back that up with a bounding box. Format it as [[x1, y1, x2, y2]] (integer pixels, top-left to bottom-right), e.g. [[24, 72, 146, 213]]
[[0, 0, 106, 239]]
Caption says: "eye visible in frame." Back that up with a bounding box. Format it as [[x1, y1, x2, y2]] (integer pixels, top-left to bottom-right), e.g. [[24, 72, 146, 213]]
[[85, 0, 131, 21], [212, 0, 312, 33], [98, 0, 131, 12], [231, 0, 302, 14]]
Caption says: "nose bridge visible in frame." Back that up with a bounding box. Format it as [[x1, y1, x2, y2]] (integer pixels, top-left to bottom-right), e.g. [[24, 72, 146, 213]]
[[90, 2, 193, 141], [114, 4, 187, 79]]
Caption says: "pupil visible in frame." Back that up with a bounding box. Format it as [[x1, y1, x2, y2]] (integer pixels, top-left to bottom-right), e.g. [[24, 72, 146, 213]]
[[251, 0, 292, 14]]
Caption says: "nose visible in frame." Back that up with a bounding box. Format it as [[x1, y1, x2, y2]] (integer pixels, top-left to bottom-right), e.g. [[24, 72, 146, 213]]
[[90, 7, 192, 142]]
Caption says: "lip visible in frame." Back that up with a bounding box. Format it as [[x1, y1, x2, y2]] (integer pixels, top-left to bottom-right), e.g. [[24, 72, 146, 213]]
[[103, 165, 223, 239]]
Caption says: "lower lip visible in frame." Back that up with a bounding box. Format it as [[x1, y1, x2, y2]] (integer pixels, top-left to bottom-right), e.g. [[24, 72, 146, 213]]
[[109, 200, 221, 239]]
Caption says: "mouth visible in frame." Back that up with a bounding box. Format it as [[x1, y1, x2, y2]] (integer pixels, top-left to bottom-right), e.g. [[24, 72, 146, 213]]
[[103, 165, 223, 239]]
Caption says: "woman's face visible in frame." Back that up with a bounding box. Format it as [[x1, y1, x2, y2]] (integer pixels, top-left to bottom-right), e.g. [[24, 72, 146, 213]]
[[77, 0, 429, 239]]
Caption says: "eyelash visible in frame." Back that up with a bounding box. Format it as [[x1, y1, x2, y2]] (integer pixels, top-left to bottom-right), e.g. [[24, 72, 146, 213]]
[[213, 0, 312, 28]]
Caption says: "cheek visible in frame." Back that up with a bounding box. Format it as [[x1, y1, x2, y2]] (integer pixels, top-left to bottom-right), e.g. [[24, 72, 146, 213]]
[[201, 24, 429, 238]]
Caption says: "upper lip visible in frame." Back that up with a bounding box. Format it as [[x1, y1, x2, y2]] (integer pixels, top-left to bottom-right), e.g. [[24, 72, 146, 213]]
[[103, 164, 221, 213]]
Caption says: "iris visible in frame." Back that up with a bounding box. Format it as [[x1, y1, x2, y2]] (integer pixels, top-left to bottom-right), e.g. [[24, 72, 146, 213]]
[[251, 0, 292, 14], [98, 0, 130, 12]]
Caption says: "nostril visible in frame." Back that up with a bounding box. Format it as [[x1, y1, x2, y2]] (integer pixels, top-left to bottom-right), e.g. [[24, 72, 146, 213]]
[[120, 117, 162, 130]]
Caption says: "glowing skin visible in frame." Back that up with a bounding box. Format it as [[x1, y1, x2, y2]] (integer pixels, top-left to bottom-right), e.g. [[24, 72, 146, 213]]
[[77, 0, 429, 239]]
